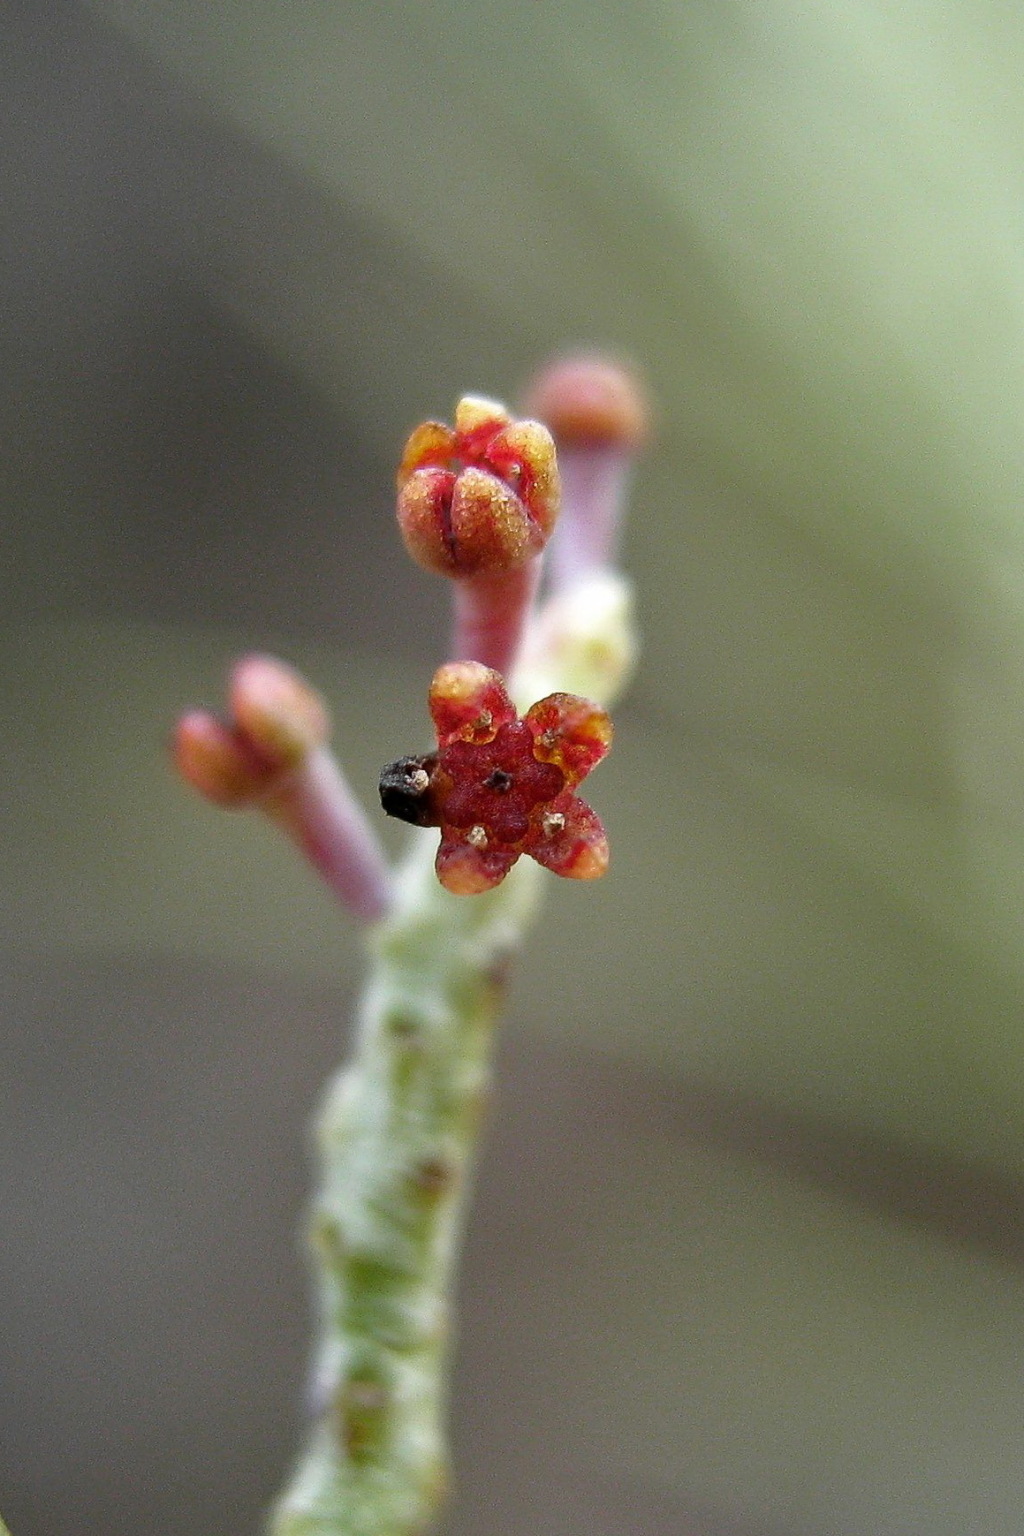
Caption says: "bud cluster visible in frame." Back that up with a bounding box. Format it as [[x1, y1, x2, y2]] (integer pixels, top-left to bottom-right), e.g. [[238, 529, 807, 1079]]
[[174, 357, 648, 909], [173, 655, 390, 923], [173, 654, 329, 807]]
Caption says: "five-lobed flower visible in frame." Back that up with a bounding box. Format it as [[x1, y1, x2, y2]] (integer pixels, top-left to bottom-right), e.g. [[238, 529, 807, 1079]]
[[379, 660, 612, 896]]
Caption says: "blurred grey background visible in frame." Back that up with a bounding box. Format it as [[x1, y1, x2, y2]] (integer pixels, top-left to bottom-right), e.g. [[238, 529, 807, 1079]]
[[5, 2, 1024, 1533]]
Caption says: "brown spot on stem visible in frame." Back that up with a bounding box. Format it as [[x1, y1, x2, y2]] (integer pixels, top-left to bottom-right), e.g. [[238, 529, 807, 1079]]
[[410, 1154, 456, 1201], [387, 1009, 422, 1040], [486, 952, 514, 992], [338, 1372, 390, 1461]]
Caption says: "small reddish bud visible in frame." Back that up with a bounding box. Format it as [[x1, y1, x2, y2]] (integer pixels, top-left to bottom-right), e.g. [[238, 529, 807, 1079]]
[[173, 655, 392, 922], [523, 354, 651, 592], [396, 394, 559, 577], [174, 657, 329, 809], [522, 354, 650, 451], [172, 711, 274, 806], [379, 661, 611, 895], [230, 654, 330, 769]]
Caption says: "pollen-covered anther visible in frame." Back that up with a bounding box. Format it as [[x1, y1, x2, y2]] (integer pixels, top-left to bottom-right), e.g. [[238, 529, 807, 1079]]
[[380, 660, 612, 895], [396, 393, 560, 577]]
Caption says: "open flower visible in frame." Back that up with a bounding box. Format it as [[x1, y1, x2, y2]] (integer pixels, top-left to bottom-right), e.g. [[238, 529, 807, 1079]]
[[379, 661, 612, 895]]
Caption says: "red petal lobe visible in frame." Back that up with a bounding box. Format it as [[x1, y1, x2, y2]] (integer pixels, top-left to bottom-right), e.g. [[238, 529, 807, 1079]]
[[435, 837, 518, 895], [529, 796, 609, 880], [429, 662, 516, 746], [525, 694, 613, 784]]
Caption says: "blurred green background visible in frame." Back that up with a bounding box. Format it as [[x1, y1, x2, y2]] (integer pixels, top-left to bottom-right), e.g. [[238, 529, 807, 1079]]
[[4, 1, 1024, 1532]]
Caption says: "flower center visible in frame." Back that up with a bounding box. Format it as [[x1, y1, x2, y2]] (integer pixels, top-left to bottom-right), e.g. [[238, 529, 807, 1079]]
[[439, 721, 566, 846]]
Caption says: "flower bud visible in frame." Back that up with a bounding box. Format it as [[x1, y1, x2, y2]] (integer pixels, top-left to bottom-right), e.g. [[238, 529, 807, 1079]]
[[229, 653, 330, 770], [522, 354, 650, 451], [173, 656, 392, 923], [172, 711, 272, 807], [396, 394, 559, 577]]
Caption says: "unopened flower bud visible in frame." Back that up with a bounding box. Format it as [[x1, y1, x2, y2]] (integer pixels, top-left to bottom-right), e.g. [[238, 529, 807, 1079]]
[[522, 354, 651, 593], [230, 653, 330, 770], [522, 354, 650, 451], [172, 711, 272, 807], [173, 655, 391, 923], [396, 394, 559, 578]]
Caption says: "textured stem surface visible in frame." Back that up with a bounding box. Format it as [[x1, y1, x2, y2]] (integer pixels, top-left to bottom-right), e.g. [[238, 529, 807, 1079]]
[[270, 841, 540, 1535]]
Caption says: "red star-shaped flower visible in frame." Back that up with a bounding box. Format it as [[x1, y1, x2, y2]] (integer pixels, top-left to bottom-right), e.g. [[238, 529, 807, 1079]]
[[379, 662, 612, 895]]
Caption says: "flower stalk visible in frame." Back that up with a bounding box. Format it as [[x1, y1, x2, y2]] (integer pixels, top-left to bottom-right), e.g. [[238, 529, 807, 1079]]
[[524, 354, 649, 594], [269, 609, 633, 1536], [172, 357, 647, 1535], [396, 394, 560, 675]]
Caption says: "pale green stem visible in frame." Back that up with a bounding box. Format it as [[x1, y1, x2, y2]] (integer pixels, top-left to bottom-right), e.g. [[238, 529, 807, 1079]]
[[269, 574, 635, 1536]]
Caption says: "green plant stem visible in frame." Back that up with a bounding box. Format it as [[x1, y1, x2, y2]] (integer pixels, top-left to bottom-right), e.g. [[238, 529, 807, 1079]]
[[269, 575, 634, 1536], [270, 840, 541, 1536]]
